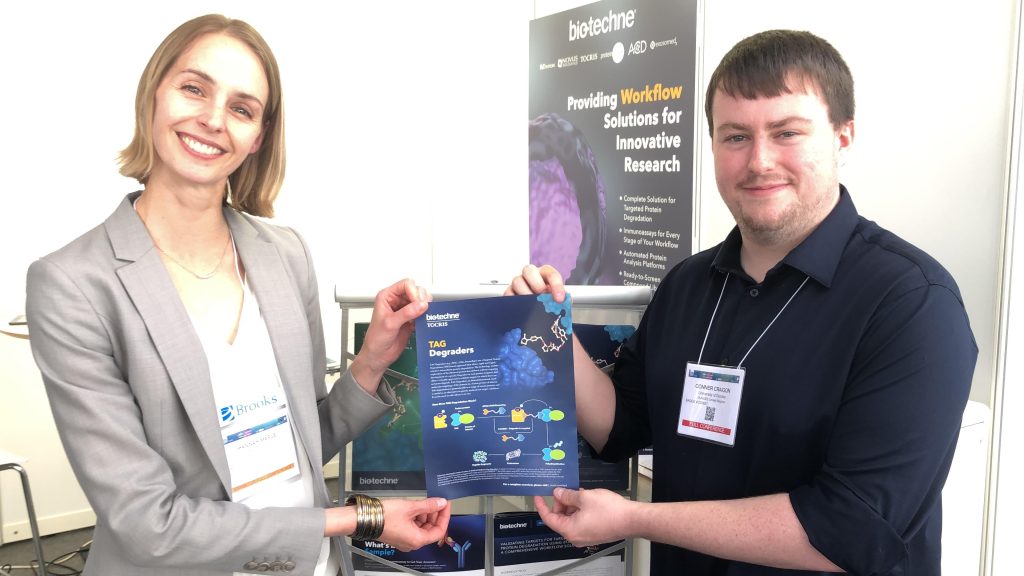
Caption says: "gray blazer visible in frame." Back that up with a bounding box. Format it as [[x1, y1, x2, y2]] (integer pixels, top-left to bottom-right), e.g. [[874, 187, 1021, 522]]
[[26, 192, 392, 575]]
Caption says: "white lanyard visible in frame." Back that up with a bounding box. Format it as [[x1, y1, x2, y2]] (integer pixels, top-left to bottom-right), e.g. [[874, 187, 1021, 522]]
[[678, 272, 810, 446], [698, 273, 810, 367]]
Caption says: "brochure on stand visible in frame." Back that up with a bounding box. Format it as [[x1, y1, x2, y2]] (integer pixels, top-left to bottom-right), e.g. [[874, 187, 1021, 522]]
[[493, 512, 625, 576], [351, 323, 425, 491], [416, 294, 580, 499], [574, 323, 635, 490], [352, 514, 485, 575]]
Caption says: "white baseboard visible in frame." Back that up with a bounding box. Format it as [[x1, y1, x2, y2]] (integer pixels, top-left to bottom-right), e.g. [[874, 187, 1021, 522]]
[[2, 507, 95, 544]]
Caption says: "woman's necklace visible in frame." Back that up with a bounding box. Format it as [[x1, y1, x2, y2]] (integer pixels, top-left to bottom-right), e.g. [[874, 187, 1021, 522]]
[[152, 234, 232, 280], [133, 198, 232, 280]]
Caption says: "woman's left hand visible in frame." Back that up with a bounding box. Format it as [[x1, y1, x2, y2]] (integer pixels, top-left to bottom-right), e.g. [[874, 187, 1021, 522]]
[[350, 278, 430, 394]]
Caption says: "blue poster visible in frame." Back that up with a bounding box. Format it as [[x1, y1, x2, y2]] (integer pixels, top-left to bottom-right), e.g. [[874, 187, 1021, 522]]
[[353, 514, 485, 575], [351, 323, 425, 491], [415, 294, 580, 499]]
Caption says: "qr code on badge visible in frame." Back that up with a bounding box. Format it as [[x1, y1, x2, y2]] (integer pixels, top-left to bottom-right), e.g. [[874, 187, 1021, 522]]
[[705, 406, 716, 421]]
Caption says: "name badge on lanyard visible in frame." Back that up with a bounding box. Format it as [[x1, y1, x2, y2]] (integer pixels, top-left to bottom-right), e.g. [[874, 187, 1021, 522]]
[[677, 274, 808, 447], [221, 398, 301, 503], [678, 363, 745, 446]]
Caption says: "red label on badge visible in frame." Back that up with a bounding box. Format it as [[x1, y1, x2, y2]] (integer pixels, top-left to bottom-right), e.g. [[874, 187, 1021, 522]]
[[681, 420, 732, 435]]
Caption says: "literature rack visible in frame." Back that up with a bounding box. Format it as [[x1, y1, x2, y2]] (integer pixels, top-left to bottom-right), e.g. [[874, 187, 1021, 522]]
[[334, 284, 652, 576]]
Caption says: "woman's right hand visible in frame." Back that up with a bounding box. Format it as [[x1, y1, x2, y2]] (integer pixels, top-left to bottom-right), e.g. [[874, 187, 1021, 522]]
[[505, 264, 566, 302], [378, 497, 451, 552], [349, 278, 431, 396]]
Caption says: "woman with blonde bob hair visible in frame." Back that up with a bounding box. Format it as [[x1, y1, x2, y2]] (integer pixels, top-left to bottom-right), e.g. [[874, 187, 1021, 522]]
[[120, 14, 285, 217], [26, 13, 449, 576]]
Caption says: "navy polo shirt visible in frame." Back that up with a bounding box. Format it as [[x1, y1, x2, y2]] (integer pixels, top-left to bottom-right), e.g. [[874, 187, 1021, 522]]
[[601, 187, 977, 575]]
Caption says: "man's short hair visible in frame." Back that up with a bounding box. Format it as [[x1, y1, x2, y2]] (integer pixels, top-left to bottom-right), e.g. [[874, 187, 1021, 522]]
[[704, 29, 855, 136]]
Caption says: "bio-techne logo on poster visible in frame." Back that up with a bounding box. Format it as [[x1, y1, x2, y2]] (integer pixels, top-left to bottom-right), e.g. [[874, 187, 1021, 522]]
[[568, 9, 637, 42]]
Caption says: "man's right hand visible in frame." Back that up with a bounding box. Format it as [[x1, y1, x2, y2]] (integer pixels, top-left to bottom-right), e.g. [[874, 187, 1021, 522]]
[[505, 264, 566, 303], [505, 264, 618, 452]]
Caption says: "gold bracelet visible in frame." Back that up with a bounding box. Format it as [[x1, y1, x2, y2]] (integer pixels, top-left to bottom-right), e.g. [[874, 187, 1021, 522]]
[[346, 494, 385, 541]]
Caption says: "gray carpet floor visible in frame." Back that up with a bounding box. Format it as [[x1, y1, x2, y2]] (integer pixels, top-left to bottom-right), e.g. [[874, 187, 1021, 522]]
[[0, 526, 91, 575]]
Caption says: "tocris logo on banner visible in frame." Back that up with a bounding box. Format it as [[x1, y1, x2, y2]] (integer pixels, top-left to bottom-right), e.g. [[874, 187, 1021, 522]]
[[569, 9, 637, 42]]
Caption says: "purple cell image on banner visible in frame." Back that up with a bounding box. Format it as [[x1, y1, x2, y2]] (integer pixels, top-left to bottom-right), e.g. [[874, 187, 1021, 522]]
[[529, 113, 612, 285]]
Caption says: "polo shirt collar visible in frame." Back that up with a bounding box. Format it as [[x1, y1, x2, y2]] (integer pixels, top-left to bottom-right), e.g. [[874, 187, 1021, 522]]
[[711, 185, 860, 288]]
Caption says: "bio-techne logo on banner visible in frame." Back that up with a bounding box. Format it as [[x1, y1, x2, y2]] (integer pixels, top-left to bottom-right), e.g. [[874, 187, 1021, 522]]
[[568, 9, 637, 42]]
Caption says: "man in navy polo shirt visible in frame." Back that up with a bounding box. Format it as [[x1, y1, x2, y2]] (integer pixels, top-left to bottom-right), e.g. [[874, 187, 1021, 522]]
[[508, 29, 977, 575]]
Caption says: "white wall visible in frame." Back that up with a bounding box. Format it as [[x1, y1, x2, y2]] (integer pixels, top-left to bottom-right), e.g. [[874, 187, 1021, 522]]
[[0, 0, 1014, 562], [0, 0, 533, 541], [989, 8, 1024, 573], [992, 209, 1024, 576], [698, 1, 1012, 407]]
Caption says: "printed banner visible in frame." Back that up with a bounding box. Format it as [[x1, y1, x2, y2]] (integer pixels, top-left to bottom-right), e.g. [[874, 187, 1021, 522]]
[[529, 0, 700, 288]]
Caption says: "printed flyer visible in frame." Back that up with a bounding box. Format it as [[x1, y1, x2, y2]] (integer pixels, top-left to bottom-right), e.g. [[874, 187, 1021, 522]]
[[351, 323, 425, 491], [415, 294, 580, 499], [493, 512, 625, 576], [352, 514, 485, 575], [529, 0, 700, 289]]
